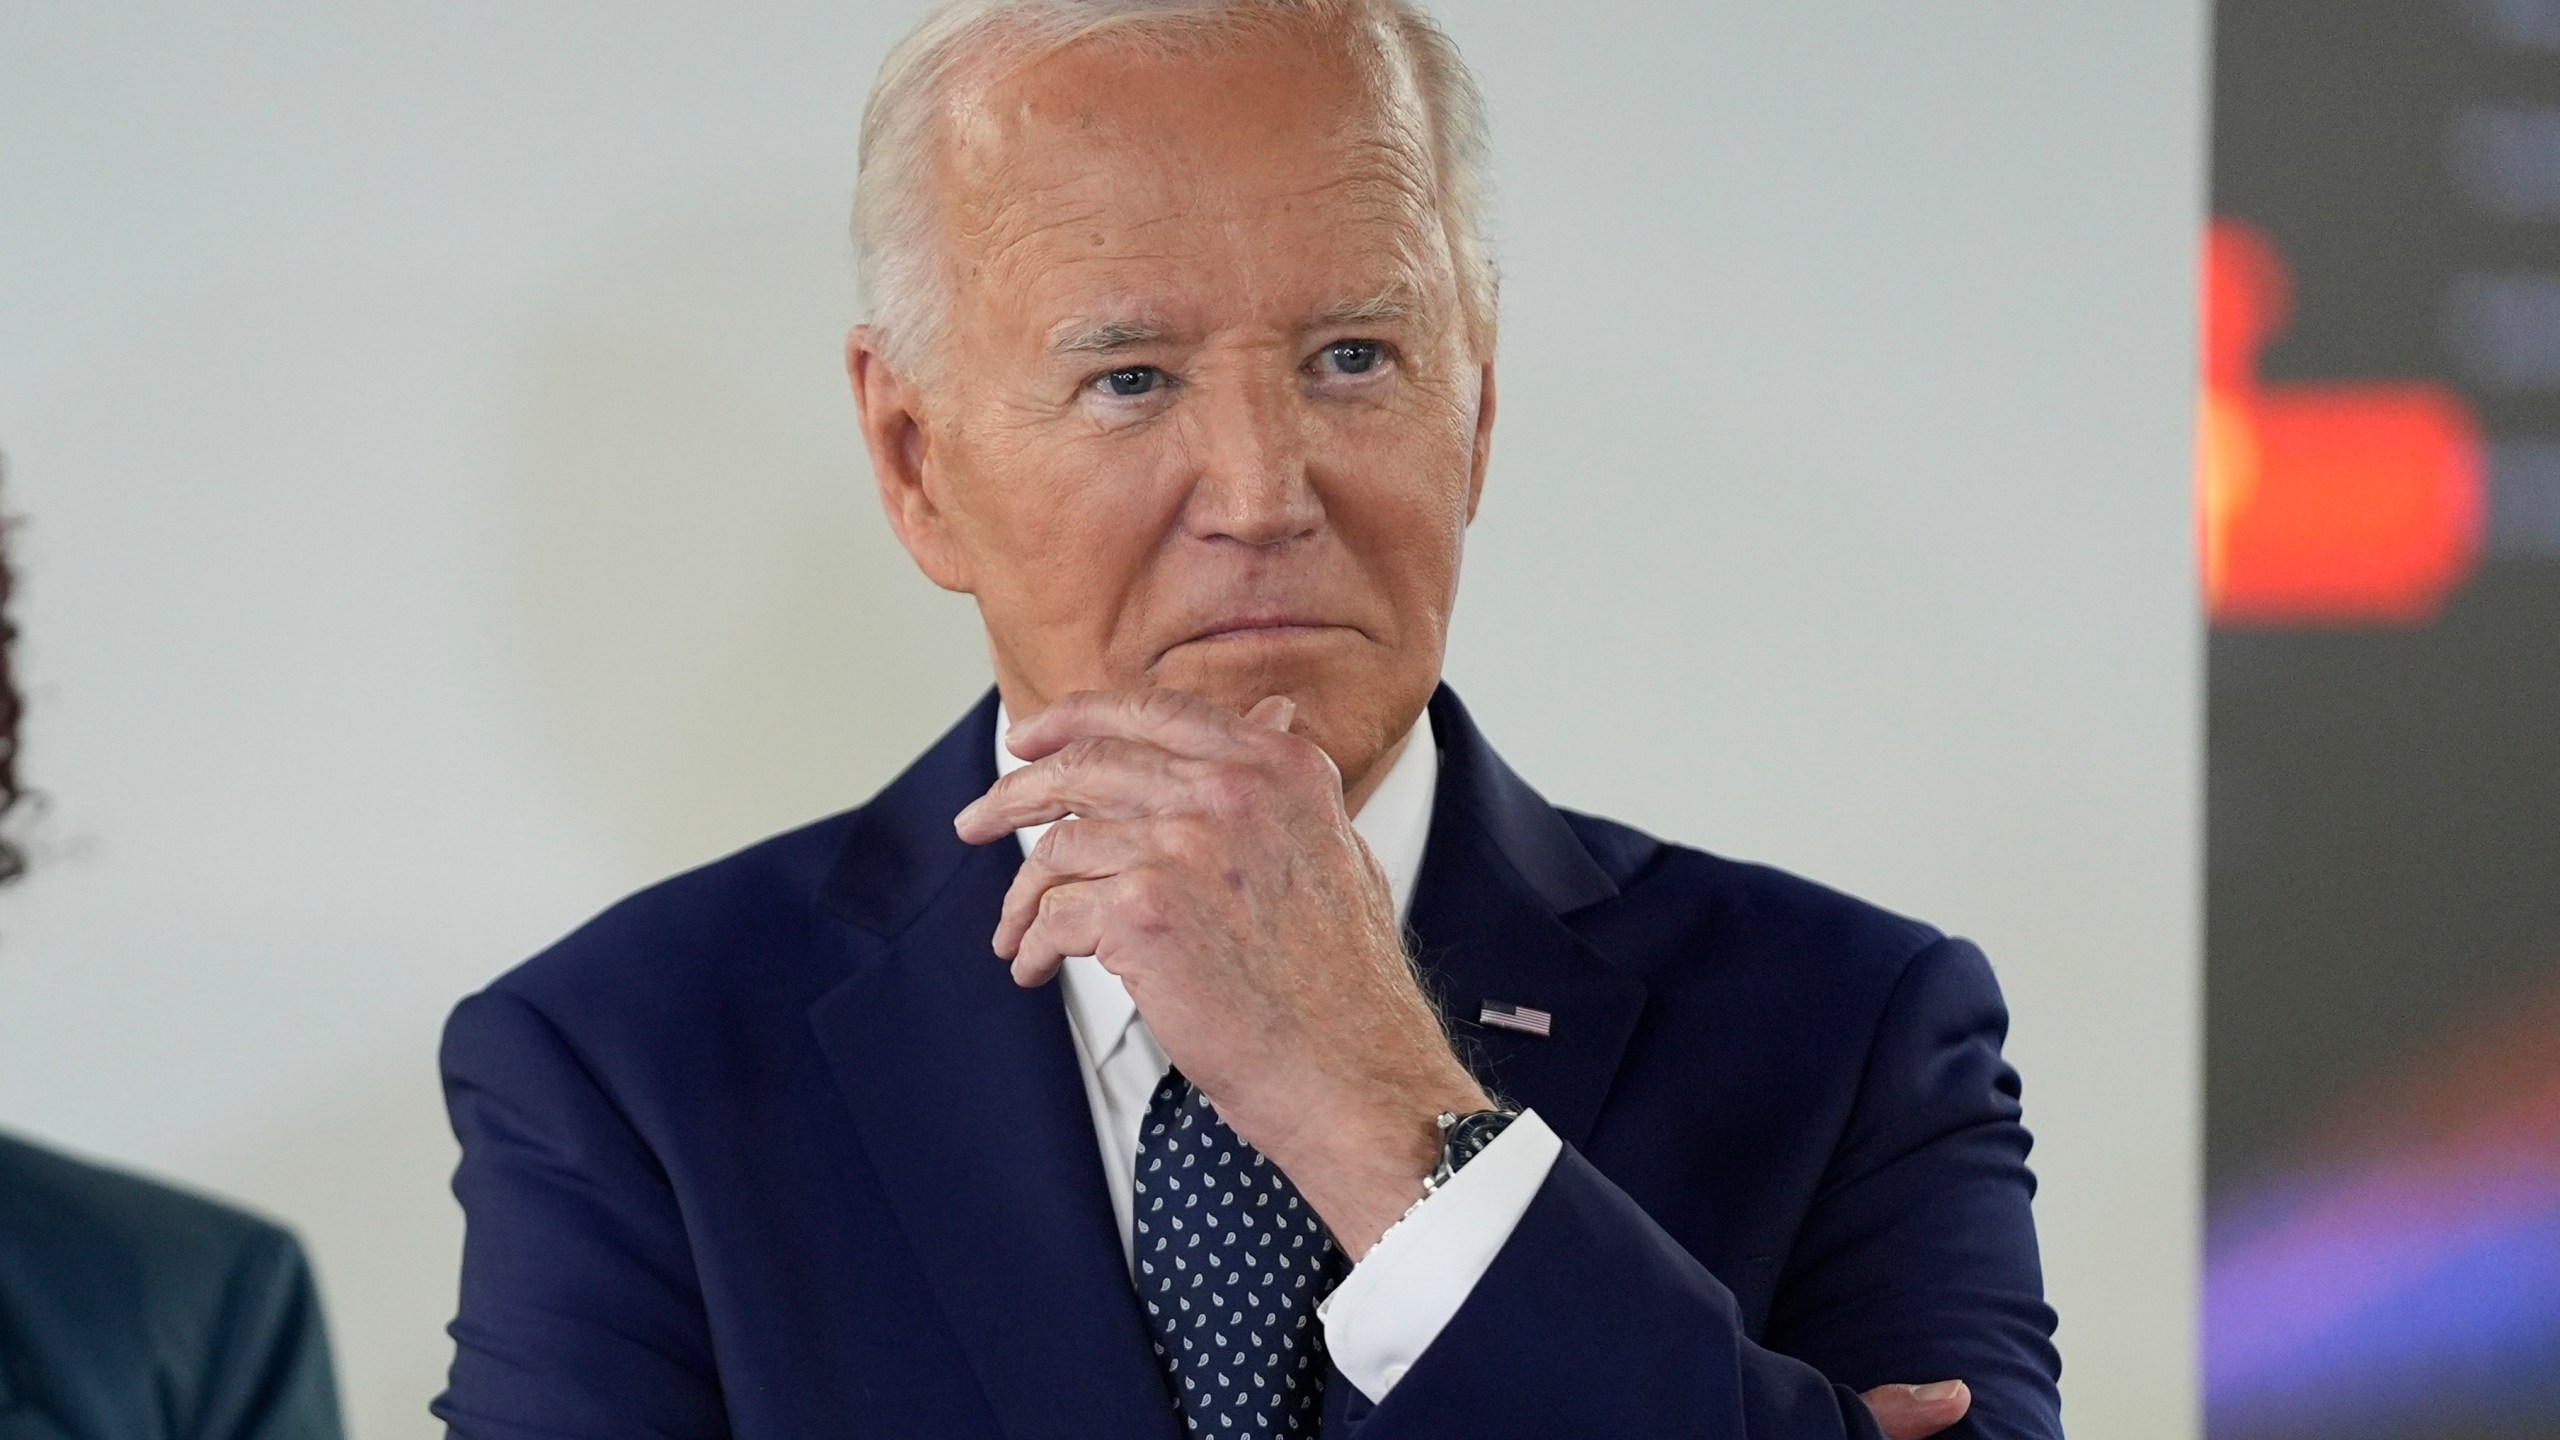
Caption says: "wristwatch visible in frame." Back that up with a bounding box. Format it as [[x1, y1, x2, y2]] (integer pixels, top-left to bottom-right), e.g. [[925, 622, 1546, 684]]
[[1425, 1106, 1522, 1192]]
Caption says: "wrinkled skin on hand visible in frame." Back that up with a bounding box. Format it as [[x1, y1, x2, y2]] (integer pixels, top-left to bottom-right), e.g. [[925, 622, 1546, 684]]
[[955, 688, 1488, 1259]]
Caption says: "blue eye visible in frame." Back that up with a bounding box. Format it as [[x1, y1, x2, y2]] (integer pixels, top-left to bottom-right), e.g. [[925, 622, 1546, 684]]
[[1323, 340, 1385, 375], [1098, 366, 1164, 398]]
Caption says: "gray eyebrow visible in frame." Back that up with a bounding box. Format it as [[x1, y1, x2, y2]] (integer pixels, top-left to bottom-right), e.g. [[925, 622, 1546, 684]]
[[1051, 319, 1168, 356], [1312, 286, 1422, 330], [1048, 285, 1424, 356]]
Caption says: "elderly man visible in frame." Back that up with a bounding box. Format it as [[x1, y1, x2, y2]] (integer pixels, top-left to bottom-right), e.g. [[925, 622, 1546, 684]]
[[435, 2, 2063, 1437]]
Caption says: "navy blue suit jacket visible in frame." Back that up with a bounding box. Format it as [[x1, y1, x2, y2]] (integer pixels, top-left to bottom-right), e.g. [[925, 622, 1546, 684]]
[[436, 688, 2062, 1438]]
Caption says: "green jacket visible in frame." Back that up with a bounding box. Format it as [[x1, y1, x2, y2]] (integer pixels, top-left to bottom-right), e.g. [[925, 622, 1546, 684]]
[[0, 1133, 341, 1440]]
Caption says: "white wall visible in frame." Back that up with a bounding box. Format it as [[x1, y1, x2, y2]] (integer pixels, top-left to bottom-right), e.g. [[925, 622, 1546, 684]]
[[0, 4, 2203, 1436]]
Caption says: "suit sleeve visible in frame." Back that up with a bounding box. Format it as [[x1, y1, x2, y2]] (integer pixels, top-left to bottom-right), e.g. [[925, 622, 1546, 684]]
[[1341, 937, 2064, 1439], [193, 1223, 345, 1440], [434, 988, 730, 1440]]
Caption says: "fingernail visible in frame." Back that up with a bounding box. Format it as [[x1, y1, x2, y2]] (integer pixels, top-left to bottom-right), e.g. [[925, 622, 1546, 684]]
[[1272, 696, 1298, 732], [1914, 1380, 1964, 1404]]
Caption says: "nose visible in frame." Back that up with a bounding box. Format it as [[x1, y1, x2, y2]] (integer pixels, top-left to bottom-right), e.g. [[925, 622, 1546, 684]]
[[1182, 367, 1323, 549]]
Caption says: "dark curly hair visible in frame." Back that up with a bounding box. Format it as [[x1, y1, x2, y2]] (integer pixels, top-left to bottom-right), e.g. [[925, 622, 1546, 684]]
[[0, 456, 24, 885]]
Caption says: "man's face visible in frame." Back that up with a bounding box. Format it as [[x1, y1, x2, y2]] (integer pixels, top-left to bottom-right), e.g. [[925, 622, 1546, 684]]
[[855, 20, 1494, 798]]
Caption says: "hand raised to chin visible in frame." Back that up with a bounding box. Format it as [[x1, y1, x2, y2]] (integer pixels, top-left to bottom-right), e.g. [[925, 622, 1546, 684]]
[[952, 687, 1491, 1259]]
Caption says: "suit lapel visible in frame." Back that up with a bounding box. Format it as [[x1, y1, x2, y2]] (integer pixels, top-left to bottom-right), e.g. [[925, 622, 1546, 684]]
[[1408, 688, 1649, 1150], [798, 685, 1642, 1437], [809, 692, 1180, 1440]]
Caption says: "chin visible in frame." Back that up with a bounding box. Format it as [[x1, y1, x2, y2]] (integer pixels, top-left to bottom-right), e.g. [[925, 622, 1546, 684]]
[[1148, 643, 1432, 783], [1149, 641, 1346, 715]]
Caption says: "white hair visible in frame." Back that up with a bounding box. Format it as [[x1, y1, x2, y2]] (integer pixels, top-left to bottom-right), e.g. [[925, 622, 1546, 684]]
[[851, 0, 1498, 381]]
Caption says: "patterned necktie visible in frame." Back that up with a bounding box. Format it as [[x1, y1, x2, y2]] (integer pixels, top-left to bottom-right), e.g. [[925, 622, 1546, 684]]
[[1134, 1068, 1340, 1438]]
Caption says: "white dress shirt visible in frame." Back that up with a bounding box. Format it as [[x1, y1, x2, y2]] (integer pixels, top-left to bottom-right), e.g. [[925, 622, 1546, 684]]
[[997, 706, 1564, 1402]]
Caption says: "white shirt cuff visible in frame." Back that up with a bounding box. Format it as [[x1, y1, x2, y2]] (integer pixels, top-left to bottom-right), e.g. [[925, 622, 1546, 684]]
[[1316, 1108, 1563, 1402]]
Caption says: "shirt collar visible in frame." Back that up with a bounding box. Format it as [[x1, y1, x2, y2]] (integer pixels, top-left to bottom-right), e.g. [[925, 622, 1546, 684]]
[[997, 701, 1440, 1056]]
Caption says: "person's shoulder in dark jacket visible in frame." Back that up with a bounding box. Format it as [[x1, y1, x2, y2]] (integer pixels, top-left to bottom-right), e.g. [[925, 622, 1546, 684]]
[[1558, 803, 1964, 1009], [0, 1131, 343, 1440]]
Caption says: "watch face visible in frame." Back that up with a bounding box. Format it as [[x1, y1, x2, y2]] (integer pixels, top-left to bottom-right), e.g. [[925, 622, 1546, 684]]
[[1447, 1110, 1517, 1169]]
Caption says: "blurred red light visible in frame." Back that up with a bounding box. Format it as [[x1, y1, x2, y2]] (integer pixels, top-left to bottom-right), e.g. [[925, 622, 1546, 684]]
[[2202, 219, 2487, 625]]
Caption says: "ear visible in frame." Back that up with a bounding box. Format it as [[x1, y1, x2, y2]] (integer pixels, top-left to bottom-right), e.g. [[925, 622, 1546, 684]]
[[1464, 358, 1497, 525], [849, 325, 974, 593]]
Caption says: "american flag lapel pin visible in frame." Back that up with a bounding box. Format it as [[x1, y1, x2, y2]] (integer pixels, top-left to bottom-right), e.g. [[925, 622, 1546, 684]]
[[1478, 1002, 1553, 1038]]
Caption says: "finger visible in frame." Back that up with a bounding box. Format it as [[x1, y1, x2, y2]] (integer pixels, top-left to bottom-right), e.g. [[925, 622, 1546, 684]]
[[1010, 877, 1112, 988], [992, 818, 1153, 958], [1245, 694, 1297, 733], [1859, 1380, 1971, 1440], [1005, 687, 1270, 766], [955, 736, 1193, 843]]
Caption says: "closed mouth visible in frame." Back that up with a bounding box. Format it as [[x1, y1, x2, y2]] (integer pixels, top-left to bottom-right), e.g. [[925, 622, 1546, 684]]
[[1154, 617, 1360, 664]]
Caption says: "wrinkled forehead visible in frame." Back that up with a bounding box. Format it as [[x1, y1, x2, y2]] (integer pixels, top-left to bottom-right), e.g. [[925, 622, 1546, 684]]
[[926, 19, 1451, 328]]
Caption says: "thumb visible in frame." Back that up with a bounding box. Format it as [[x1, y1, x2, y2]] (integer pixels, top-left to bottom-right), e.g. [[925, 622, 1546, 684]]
[[1245, 694, 1298, 733], [1859, 1380, 1971, 1440]]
